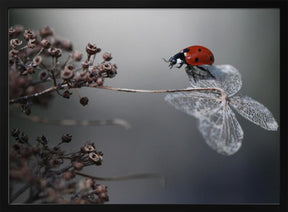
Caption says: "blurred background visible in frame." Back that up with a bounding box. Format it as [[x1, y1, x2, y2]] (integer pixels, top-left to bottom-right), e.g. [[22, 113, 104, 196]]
[[9, 9, 280, 204]]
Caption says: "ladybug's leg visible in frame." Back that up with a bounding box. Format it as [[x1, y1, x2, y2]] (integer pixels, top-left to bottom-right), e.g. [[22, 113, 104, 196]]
[[185, 65, 198, 83], [196, 66, 215, 79], [176, 62, 184, 69]]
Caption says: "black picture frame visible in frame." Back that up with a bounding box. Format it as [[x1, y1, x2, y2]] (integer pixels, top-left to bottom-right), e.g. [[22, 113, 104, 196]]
[[1, 0, 287, 211]]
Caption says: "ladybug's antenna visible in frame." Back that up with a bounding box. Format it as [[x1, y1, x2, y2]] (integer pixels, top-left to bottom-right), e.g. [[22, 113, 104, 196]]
[[162, 58, 169, 63]]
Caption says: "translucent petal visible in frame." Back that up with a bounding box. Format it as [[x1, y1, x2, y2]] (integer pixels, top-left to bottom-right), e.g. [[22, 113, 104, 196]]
[[165, 92, 243, 155], [198, 104, 243, 156], [229, 95, 278, 131], [164, 91, 222, 119], [186, 65, 242, 97]]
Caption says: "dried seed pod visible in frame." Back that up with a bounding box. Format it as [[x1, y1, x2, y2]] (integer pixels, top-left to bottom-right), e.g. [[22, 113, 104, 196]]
[[72, 161, 84, 170], [38, 71, 49, 81], [48, 47, 62, 57], [27, 38, 37, 49], [62, 171, 75, 180], [81, 143, 95, 153], [103, 63, 112, 71], [102, 52, 112, 61], [80, 97, 89, 106], [61, 65, 75, 80], [86, 43, 101, 55], [61, 133, 72, 143], [9, 49, 19, 58], [9, 27, 16, 37], [88, 152, 101, 163], [96, 77, 104, 86], [58, 39, 73, 51], [62, 90, 72, 99], [95, 184, 107, 194], [10, 39, 22, 48], [40, 39, 51, 48], [72, 50, 83, 61], [39, 26, 54, 37], [33, 56, 43, 66], [23, 29, 35, 40], [75, 71, 88, 82]]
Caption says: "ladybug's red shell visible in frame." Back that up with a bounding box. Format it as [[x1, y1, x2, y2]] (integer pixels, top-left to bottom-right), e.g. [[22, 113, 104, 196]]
[[182, 45, 214, 66]]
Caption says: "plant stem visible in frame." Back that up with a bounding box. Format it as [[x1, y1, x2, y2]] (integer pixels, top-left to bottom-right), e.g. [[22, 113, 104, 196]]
[[9, 86, 57, 104], [96, 85, 224, 94], [9, 83, 224, 104], [74, 171, 165, 184]]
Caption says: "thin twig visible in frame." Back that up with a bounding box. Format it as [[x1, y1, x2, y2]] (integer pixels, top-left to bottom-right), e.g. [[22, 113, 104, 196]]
[[74, 171, 166, 187], [9, 86, 57, 104], [96, 85, 224, 94], [9, 83, 224, 104]]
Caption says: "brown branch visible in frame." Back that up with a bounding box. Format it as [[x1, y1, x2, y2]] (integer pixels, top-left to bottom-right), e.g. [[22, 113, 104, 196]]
[[9, 83, 225, 105], [9, 86, 57, 104]]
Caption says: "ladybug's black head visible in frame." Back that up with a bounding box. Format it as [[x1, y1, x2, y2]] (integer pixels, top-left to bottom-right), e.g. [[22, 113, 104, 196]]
[[167, 56, 177, 68], [164, 49, 188, 69]]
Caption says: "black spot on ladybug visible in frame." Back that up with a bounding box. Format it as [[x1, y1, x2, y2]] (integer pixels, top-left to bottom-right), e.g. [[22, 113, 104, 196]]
[[210, 55, 213, 61], [195, 57, 199, 62], [198, 48, 201, 52], [183, 48, 189, 53]]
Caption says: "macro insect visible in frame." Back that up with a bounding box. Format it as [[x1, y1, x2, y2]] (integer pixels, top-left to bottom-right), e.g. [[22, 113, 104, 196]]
[[164, 45, 215, 80]]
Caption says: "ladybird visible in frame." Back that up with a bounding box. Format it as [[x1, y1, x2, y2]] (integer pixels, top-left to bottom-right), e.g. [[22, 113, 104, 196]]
[[164, 45, 215, 80]]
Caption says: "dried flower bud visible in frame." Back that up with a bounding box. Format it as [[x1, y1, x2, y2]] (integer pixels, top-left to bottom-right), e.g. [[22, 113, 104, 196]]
[[98, 192, 109, 202], [80, 97, 89, 106], [61, 133, 72, 143], [62, 171, 74, 180], [58, 39, 73, 51], [72, 161, 84, 170], [78, 178, 94, 192], [103, 63, 112, 71], [33, 56, 43, 66], [13, 25, 24, 35], [108, 70, 117, 78], [75, 71, 88, 82], [40, 39, 51, 48], [11, 128, 20, 137], [39, 26, 54, 37], [96, 77, 104, 86], [62, 90, 72, 99], [24, 29, 35, 40], [39, 71, 49, 81], [72, 51, 83, 61], [95, 184, 107, 195], [37, 135, 48, 145], [86, 43, 100, 55], [27, 38, 37, 49], [10, 39, 22, 48], [102, 52, 112, 61], [49, 158, 61, 168], [81, 143, 95, 153], [86, 72, 96, 83], [88, 152, 102, 164], [61, 65, 75, 80], [20, 132, 29, 143], [48, 47, 62, 57], [9, 27, 16, 37], [9, 49, 19, 58]]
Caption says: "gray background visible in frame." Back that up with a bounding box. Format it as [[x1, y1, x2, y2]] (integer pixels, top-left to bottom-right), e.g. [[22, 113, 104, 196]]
[[9, 9, 280, 204]]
